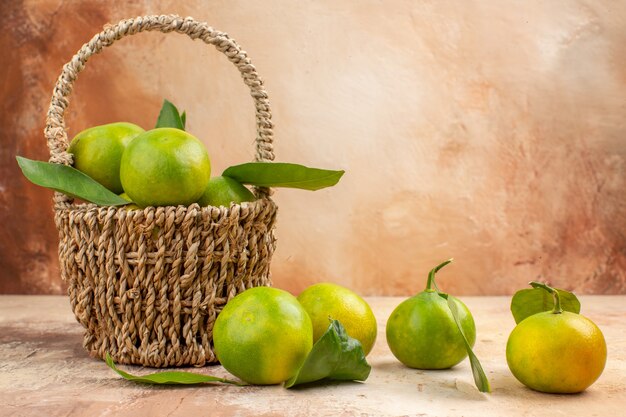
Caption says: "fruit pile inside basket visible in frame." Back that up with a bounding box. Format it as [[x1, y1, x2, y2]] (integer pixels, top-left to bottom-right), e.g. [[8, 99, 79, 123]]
[[18, 99, 344, 208]]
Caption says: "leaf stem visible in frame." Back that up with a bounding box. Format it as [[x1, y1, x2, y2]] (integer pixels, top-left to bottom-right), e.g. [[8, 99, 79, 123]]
[[529, 281, 563, 314], [426, 259, 454, 291]]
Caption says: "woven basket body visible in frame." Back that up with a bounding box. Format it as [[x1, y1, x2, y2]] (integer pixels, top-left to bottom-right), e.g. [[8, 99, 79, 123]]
[[46, 15, 277, 367]]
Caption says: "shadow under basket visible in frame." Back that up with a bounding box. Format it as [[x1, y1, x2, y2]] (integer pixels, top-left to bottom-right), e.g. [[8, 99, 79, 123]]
[[45, 15, 279, 367]]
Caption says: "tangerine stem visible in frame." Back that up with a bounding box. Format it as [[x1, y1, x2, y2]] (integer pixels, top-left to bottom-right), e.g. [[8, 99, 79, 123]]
[[426, 259, 454, 291], [529, 281, 563, 314]]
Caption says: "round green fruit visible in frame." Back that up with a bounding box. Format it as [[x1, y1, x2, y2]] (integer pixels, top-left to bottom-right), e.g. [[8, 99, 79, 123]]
[[68, 122, 144, 193], [506, 282, 606, 393], [120, 128, 211, 208], [297, 283, 377, 356], [118, 192, 141, 210], [386, 260, 476, 369], [197, 176, 255, 207], [213, 287, 313, 385]]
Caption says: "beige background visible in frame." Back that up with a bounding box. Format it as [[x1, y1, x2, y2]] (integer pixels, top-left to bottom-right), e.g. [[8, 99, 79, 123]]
[[1, 0, 625, 295]]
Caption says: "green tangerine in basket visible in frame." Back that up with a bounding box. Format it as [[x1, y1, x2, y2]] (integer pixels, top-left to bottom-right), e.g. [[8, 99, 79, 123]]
[[68, 122, 144, 194], [17, 99, 345, 207]]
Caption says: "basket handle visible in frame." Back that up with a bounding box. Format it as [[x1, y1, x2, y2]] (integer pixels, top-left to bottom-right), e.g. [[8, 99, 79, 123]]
[[44, 14, 274, 175]]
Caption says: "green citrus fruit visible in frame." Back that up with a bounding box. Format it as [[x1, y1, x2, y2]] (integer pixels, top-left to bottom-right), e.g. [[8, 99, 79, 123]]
[[68, 122, 144, 193], [197, 176, 255, 207], [386, 260, 476, 369], [297, 283, 377, 356], [506, 282, 607, 393], [118, 193, 141, 210], [213, 287, 313, 385], [120, 128, 211, 208]]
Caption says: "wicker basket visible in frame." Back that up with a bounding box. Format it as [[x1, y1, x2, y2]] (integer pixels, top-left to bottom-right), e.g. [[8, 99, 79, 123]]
[[45, 15, 278, 367]]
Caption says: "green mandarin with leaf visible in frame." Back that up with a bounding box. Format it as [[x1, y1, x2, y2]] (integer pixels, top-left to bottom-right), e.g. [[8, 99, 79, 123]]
[[386, 260, 475, 369], [507, 281, 607, 394], [386, 259, 490, 393]]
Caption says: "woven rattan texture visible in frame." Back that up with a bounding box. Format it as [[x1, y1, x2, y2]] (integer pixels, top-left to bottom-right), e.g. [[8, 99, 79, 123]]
[[46, 15, 278, 367]]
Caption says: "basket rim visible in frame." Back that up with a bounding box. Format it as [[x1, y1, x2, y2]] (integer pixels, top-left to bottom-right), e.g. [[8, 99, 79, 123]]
[[55, 195, 276, 214]]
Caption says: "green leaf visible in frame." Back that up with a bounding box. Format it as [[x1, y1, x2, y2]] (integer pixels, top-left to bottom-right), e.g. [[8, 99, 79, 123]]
[[105, 353, 244, 385], [284, 320, 371, 388], [181, 111, 187, 130], [223, 162, 344, 190], [155, 99, 185, 130], [16, 156, 129, 206], [438, 293, 491, 393], [511, 287, 581, 324]]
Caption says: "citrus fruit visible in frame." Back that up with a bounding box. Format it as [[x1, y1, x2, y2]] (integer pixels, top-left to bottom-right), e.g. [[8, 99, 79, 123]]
[[197, 176, 255, 207], [213, 287, 313, 385], [386, 259, 476, 369], [120, 128, 211, 208], [118, 193, 141, 210], [68, 122, 144, 193], [506, 282, 607, 393], [297, 283, 377, 356]]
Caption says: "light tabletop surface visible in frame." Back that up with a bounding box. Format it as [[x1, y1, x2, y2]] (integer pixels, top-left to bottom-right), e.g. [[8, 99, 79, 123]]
[[1, 295, 624, 417]]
